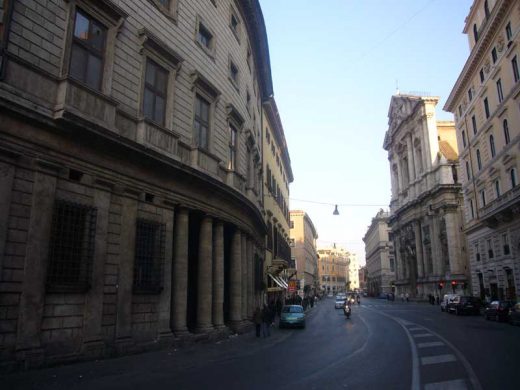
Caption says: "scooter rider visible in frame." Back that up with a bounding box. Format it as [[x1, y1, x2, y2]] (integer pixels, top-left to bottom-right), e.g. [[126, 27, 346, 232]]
[[343, 299, 351, 318]]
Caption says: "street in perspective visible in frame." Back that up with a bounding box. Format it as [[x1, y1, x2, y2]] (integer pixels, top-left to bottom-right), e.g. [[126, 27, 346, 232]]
[[4, 296, 520, 389], [1, 0, 520, 389]]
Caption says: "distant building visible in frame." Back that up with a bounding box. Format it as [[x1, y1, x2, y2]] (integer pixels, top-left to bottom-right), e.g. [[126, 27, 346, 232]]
[[317, 246, 349, 294], [348, 253, 360, 290], [358, 266, 367, 292], [445, 0, 520, 301], [363, 209, 395, 296], [290, 210, 319, 297], [383, 94, 468, 299]]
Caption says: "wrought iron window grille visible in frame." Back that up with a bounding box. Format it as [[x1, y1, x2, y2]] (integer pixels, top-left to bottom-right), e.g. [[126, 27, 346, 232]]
[[46, 199, 97, 293], [133, 219, 165, 294]]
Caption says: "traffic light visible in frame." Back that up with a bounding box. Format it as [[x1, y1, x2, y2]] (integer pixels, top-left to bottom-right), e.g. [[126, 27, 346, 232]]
[[438, 282, 444, 290], [451, 280, 457, 292]]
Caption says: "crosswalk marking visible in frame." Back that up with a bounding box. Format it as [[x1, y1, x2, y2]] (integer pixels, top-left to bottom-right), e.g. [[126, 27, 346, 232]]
[[424, 379, 467, 389], [412, 333, 434, 338], [421, 354, 457, 365], [408, 327, 423, 331], [417, 341, 445, 348]]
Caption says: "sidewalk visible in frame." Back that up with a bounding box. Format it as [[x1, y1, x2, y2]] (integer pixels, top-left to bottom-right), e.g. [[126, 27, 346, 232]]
[[2, 304, 319, 389]]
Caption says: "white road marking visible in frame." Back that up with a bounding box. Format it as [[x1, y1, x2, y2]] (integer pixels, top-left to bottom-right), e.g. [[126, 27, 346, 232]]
[[421, 354, 457, 365], [417, 341, 445, 348], [412, 333, 434, 338], [408, 327, 424, 331], [424, 379, 468, 389]]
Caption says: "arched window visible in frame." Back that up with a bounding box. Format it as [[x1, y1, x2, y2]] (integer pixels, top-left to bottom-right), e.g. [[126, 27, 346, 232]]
[[490, 134, 496, 158], [476, 149, 482, 170], [511, 168, 517, 188], [503, 119, 510, 144]]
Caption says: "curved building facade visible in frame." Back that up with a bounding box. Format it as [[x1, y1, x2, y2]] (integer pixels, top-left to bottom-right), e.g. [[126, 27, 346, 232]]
[[0, 0, 274, 369]]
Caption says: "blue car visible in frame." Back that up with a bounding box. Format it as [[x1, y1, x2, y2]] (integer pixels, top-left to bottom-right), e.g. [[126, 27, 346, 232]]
[[279, 305, 305, 329]]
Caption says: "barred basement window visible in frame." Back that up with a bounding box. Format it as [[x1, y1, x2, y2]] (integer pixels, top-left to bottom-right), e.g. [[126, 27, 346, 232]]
[[47, 200, 97, 292], [133, 219, 165, 293]]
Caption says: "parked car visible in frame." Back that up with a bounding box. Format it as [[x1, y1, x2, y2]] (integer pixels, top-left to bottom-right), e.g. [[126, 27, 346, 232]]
[[279, 305, 305, 328], [335, 297, 346, 309], [440, 294, 458, 312], [447, 296, 481, 315], [485, 300, 516, 321], [508, 303, 520, 326]]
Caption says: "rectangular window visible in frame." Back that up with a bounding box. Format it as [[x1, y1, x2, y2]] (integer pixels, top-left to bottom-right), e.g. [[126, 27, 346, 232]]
[[197, 23, 213, 49], [487, 239, 494, 259], [230, 61, 239, 86], [133, 219, 165, 293], [228, 123, 237, 170], [491, 47, 498, 64], [458, 105, 463, 117], [496, 79, 504, 103], [194, 94, 210, 149], [502, 233, 510, 255], [480, 68, 485, 83], [475, 243, 480, 261], [472, 115, 477, 135], [495, 179, 501, 198], [143, 59, 168, 125], [462, 130, 467, 148], [69, 9, 107, 90], [470, 199, 475, 219], [47, 200, 97, 292], [290, 221, 294, 229], [480, 189, 486, 207], [468, 88, 473, 101], [484, 98, 490, 119], [512, 56, 520, 83], [506, 22, 512, 41]]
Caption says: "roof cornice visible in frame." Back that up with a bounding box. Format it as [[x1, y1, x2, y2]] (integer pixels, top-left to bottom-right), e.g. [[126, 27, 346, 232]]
[[444, 0, 513, 111]]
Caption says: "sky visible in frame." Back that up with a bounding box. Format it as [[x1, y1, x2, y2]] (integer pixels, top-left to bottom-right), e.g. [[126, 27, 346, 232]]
[[259, 0, 474, 265]]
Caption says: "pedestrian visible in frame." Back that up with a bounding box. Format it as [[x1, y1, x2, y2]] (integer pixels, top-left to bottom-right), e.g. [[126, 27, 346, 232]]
[[436, 295, 440, 305], [405, 292, 409, 302], [262, 304, 271, 337], [253, 306, 262, 338]]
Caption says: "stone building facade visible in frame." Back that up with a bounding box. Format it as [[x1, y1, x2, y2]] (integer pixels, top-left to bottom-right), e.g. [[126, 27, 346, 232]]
[[317, 246, 349, 294], [383, 94, 469, 299], [363, 209, 395, 296], [289, 210, 319, 297], [445, 0, 520, 301], [0, 0, 276, 370]]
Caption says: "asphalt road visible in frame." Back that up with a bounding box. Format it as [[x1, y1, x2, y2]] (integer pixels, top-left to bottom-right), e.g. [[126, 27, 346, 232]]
[[4, 298, 520, 390]]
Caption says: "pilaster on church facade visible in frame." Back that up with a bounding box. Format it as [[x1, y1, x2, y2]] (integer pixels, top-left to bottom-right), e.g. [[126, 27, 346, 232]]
[[383, 94, 469, 299]]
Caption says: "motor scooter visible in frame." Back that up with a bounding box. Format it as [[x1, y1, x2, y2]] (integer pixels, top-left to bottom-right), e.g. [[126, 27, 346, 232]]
[[343, 304, 351, 319]]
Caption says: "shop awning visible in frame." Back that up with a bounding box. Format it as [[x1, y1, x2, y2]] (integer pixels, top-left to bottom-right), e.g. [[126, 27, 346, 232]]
[[268, 273, 287, 289]]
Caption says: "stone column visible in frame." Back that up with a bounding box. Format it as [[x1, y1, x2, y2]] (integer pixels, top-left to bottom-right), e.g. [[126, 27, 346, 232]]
[[171, 207, 189, 335], [229, 229, 242, 326], [241, 233, 248, 320], [195, 215, 213, 332], [246, 238, 254, 319], [430, 215, 442, 276], [212, 221, 224, 328], [115, 194, 138, 344], [414, 221, 424, 278], [82, 185, 111, 355], [157, 208, 174, 340], [406, 134, 416, 182], [16, 166, 57, 360], [445, 210, 464, 275]]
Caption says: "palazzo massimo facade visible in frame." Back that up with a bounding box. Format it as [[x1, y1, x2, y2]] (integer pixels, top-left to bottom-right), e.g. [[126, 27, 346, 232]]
[[445, 0, 520, 301], [383, 94, 469, 299], [0, 0, 279, 369]]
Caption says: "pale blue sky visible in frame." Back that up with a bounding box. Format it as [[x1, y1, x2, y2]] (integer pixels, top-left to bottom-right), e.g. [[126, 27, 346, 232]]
[[259, 0, 473, 264]]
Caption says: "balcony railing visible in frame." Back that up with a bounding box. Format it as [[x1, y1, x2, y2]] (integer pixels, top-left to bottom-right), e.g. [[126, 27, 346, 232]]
[[479, 185, 520, 224]]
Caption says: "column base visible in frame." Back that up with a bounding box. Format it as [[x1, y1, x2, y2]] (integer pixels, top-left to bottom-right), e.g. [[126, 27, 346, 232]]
[[81, 338, 106, 359], [193, 324, 213, 334], [114, 337, 135, 355], [15, 347, 45, 370]]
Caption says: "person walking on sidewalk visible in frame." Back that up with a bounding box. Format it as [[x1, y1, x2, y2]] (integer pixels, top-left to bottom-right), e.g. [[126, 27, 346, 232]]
[[262, 304, 271, 337], [253, 306, 262, 338]]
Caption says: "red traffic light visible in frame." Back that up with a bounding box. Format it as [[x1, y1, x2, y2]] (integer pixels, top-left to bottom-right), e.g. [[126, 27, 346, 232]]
[[451, 281, 457, 286]]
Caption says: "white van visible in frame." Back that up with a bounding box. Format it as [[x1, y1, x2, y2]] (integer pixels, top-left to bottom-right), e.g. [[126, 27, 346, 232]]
[[440, 294, 458, 312]]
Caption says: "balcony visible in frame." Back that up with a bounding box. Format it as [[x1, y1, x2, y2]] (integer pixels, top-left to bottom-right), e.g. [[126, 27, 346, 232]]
[[479, 185, 520, 227]]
